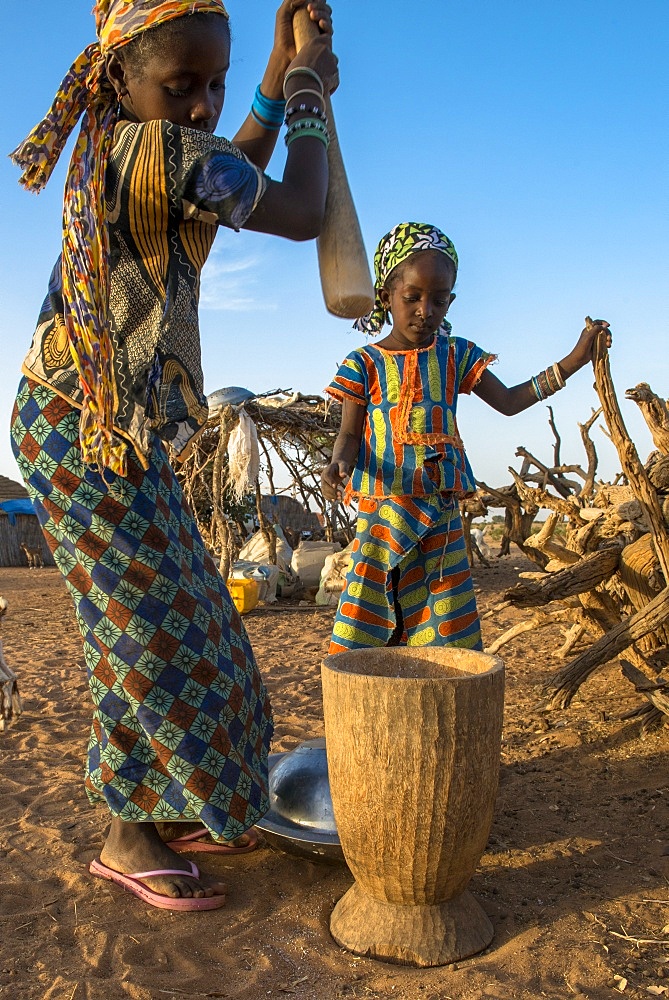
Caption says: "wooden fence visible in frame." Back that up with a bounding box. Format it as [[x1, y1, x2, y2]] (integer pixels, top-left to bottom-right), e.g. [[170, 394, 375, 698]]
[[0, 515, 55, 567]]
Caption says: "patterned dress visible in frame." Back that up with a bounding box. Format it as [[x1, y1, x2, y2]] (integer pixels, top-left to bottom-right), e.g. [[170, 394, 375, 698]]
[[10, 120, 273, 841], [326, 334, 494, 653], [23, 119, 268, 465]]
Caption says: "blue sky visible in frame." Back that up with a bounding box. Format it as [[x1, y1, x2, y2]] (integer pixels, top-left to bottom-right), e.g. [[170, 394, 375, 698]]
[[1, 1, 667, 494]]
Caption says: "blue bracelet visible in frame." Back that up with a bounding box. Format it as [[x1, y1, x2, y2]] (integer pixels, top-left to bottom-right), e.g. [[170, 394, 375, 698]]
[[252, 85, 286, 129], [251, 106, 281, 130]]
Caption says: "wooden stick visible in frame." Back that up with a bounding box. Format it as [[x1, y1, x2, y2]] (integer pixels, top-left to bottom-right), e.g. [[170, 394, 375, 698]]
[[590, 319, 669, 580], [292, 10, 374, 318]]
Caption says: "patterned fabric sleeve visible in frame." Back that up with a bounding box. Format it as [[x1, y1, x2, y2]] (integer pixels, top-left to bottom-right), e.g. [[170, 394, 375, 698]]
[[171, 122, 269, 231], [325, 352, 368, 406], [454, 337, 497, 395]]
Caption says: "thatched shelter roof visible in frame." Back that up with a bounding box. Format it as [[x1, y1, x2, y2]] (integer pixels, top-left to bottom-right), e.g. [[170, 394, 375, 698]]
[[0, 476, 29, 504]]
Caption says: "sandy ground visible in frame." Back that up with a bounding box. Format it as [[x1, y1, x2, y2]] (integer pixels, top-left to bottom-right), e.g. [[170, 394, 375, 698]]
[[0, 553, 668, 1000]]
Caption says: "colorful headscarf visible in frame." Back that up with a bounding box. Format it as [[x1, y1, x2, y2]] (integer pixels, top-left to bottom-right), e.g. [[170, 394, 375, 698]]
[[10, 0, 229, 475], [353, 222, 459, 336]]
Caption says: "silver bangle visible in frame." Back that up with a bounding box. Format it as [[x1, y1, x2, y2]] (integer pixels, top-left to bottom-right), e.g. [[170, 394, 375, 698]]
[[283, 66, 324, 99]]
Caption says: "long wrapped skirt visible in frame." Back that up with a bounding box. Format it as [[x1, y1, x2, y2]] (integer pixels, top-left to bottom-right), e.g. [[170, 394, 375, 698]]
[[11, 377, 273, 841], [330, 494, 482, 653]]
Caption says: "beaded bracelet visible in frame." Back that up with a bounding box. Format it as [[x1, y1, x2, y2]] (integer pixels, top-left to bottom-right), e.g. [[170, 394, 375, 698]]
[[285, 104, 328, 123], [550, 362, 566, 390], [531, 363, 566, 401], [285, 118, 330, 148], [283, 66, 324, 98], [285, 117, 330, 140], [251, 85, 286, 130], [538, 370, 551, 399]]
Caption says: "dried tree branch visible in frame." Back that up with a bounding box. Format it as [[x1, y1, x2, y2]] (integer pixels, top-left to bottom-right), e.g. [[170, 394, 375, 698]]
[[547, 405, 561, 469], [485, 608, 574, 655], [557, 621, 588, 658], [591, 323, 669, 580], [545, 584, 669, 709], [578, 406, 603, 498], [501, 545, 622, 608], [514, 446, 573, 499], [620, 658, 669, 720], [510, 469, 584, 524]]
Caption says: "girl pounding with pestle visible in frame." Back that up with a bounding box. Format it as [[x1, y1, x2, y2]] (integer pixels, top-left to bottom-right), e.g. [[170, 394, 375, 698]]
[[10, 0, 337, 910]]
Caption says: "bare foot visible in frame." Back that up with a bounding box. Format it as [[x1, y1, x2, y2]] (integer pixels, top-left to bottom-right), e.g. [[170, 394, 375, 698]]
[[156, 821, 255, 851], [229, 833, 253, 849], [99, 818, 227, 900]]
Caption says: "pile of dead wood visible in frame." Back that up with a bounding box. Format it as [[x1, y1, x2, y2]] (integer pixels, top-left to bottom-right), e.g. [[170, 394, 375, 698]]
[[471, 322, 669, 732]]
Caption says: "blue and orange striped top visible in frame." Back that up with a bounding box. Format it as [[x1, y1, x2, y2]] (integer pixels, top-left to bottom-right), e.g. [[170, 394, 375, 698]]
[[326, 335, 494, 499]]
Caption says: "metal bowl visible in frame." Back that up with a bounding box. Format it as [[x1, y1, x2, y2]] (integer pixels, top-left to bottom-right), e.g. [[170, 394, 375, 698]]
[[256, 738, 345, 864], [206, 386, 255, 416]]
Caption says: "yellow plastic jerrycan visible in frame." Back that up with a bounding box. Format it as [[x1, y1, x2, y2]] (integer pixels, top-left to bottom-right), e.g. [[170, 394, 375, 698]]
[[227, 577, 259, 615]]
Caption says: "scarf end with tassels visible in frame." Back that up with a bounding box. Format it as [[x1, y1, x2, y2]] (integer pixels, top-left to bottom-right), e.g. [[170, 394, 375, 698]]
[[8, 151, 50, 195], [79, 401, 129, 478]]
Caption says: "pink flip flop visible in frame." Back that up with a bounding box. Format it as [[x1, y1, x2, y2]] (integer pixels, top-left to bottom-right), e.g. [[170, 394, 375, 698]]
[[166, 826, 259, 855], [89, 857, 226, 911]]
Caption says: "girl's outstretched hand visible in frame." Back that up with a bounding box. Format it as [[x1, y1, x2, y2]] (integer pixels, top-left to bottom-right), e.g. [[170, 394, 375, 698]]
[[561, 317, 612, 377], [321, 461, 350, 501]]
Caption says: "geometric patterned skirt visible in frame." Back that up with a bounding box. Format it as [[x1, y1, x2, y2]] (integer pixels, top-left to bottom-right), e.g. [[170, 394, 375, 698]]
[[11, 376, 273, 842], [329, 493, 482, 653]]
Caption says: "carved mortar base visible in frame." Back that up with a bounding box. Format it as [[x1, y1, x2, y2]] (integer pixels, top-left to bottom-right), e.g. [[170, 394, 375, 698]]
[[321, 646, 505, 968]]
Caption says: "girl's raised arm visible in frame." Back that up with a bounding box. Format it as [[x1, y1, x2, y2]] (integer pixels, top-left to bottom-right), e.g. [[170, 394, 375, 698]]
[[243, 32, 337, 240], [473, 318, 611, 416], [233, 1, 334, 171]]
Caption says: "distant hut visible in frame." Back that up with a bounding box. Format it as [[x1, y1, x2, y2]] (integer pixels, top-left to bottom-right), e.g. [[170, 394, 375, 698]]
[[0, 475, 54, 567], [260, 495, 321, 537]]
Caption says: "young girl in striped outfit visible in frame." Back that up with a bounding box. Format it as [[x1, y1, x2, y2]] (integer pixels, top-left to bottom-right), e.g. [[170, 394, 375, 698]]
[[322, 222, 610, 654]]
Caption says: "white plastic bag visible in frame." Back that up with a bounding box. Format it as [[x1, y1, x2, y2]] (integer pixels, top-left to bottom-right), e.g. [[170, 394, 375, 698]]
[[315, 544, 353, 606], [291, 540, 341, 590], [227, 407, 260, 502], [239, 525, 294, 573]]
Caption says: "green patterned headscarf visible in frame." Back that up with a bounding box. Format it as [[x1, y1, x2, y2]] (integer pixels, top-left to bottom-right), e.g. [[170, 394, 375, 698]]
[[354, 222, 459, 335]]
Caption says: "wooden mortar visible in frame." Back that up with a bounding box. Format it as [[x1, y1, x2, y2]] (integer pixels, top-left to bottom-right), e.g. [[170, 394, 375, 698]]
[[321, 645, 505, 967]]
